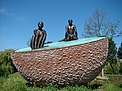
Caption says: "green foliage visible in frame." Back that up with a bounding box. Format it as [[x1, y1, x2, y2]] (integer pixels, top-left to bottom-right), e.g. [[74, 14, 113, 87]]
[[117, 43, 122, 59], [104, 38, 121, 74], [107, 74, 122, 87], [83, 9, 122, 74], [0, 73, 27, 91], [0, 49, 16, 77], [118, 44, 122, 58], [119, 61, 122, 74], [0, 73, 92, 91], [91, 75, 122, 91], [98, 83, 122, 91], [1, 73, 122, 91], [104, 58, 120, 74], [107, 38, 117, 61]]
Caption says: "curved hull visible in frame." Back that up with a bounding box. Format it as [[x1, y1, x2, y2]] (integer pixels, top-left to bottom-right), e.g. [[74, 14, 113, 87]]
[[11, 37, 108, 86]]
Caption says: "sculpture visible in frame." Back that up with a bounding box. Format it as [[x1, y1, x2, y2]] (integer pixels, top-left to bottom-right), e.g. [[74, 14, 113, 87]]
[[11, 20, 108, 86], [65, 19, 78, 41], [12, 37, 108, 86], [30, 21, 46, 49]]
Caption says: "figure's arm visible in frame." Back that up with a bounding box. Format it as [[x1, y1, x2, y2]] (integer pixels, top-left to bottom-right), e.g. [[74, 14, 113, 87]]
[[65, 26, 68, 40], [30, 35, 35, 49], [30, 37, 33, 48], [74, 25, 78, 39], [43, 30, 47, 36]]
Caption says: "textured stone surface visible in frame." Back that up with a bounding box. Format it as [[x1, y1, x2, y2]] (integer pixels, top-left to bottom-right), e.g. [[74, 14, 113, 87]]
[[11, 38, 108, 86]]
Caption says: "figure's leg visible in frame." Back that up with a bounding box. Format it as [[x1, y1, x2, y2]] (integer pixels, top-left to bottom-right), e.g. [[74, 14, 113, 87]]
[[65, 33, 69, 41], [37, 35, 43, 48], [30, 35, 36, 49], [41, 33, 46, 47], [68, 35, 78, 41], [73, 36, 78, 40], [35, 35, 39, 49], [73, 36, 76, 40], [38, 33, 46, 48]]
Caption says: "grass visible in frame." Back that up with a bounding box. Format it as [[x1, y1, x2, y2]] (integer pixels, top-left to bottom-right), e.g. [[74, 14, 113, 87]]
[[0, 72, 122, 91], [92, 74, 122, 91]]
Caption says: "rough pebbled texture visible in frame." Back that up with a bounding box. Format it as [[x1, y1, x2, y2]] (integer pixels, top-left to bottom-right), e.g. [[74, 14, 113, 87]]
[[11, 38, 108, 86]]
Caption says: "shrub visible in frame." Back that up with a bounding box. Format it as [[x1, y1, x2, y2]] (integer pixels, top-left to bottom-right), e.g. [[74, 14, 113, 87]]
[[0, 49, 16, 77], [104, 58, 120, 74], [0, 73, 27, 91], [119, 61, 122, 74]]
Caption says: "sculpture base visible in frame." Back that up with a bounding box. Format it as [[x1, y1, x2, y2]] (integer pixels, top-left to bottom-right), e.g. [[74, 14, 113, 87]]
[[11, 37, 108, 86]]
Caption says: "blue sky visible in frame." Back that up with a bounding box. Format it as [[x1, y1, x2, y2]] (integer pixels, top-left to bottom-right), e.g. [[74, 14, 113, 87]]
[[0, 0, 122, 51]]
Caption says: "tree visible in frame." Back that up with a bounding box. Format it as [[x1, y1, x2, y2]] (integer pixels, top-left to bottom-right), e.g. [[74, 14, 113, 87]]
[[117, 42, 122, 74], [84, 10, 122, 75], [107, 38, 117, 62], [117, 42, 122, 59], [0, 49, 17, 77], [84, 10, 122, 38], [106, 38, 120, 74]]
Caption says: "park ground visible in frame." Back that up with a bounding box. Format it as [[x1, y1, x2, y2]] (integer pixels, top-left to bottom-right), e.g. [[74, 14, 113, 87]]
[[0, 72, 122, 91]]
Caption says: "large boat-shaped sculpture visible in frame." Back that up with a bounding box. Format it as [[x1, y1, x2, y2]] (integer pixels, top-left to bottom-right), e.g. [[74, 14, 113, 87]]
[[11, 37, 108, 86]]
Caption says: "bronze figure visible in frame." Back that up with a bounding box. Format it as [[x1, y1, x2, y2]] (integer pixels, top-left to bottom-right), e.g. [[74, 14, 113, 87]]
[[65, 19, 78, 41], [30, 21, 46, 49]]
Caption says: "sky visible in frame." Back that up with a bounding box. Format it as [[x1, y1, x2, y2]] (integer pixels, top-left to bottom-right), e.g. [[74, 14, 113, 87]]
[[0, 0, 122, 51]]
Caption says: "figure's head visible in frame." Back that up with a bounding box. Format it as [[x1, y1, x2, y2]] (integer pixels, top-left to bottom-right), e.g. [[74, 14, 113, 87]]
[[38, 21, 44, 29], [68, 19, 73, 25]]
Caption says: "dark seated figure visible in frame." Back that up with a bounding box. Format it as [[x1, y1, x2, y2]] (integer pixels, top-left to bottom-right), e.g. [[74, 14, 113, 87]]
[[65, 19, 78, 41], [30, 21, 46, 49]]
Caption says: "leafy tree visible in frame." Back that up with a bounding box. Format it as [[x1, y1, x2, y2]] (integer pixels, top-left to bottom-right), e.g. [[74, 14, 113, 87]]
[[107, 38, 117, 63], [105, 38, 120, 74], [0, 49, 17, 77], [117, 42, 122, 59], [117, 42, 122, 74]]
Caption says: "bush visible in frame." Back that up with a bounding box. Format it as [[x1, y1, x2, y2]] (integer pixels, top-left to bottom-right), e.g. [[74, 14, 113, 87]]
[[0, 49, 16, 77], [104, 58, 120, 74], [0, 73, 27, 91], [119, 61, 122, 74]]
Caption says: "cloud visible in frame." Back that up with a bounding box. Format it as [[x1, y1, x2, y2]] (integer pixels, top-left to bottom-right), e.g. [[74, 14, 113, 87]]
[[0, 8, 27, 22], [0, 8, 7, 13], [0, 8, 14, 16]]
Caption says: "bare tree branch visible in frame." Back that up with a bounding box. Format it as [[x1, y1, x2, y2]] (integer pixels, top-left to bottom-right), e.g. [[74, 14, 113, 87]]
[[83, 10, 122, 38]]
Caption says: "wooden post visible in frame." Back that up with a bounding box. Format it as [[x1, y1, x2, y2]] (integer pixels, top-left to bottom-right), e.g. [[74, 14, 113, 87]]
[[101, 68, 104, 77]]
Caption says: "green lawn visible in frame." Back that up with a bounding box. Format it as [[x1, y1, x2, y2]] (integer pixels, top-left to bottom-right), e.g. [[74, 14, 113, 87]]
[[0, 72, 122, 91]]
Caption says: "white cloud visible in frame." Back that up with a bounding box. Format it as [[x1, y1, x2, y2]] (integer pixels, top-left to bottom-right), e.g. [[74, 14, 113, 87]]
[[0, 8, 14, 16], [0, 8, 7, 13], [0, 8, 27, 22]]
